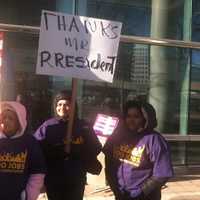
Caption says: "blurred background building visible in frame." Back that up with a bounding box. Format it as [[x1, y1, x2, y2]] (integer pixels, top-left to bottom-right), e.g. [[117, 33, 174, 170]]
[[0, 0, 200, 167]]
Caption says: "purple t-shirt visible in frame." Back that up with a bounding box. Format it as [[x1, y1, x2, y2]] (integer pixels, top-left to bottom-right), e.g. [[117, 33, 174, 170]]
[[103, 129, 173, 198]]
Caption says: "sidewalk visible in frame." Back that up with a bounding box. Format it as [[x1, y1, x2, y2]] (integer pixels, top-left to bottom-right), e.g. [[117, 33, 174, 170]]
[[162, 166, 200, 200], [37, 166, 200, 200], [83, 166, 200, 200]]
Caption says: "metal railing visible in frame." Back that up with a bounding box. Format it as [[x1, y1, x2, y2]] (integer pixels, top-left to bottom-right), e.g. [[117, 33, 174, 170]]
[[163, 134, 200, 142], [1, 22, 200, 49]]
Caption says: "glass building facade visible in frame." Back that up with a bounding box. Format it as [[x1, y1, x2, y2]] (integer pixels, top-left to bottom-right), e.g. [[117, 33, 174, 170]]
[[0, 0, 200, 165]]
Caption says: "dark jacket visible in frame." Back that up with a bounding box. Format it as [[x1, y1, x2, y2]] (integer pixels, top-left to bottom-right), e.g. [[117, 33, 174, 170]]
[[34, 117, 102, 182]]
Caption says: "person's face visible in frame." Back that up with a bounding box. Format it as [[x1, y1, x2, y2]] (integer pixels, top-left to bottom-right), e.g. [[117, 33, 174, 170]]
[[56, 99, 70, 119], [0, 110, 20, 137], [125, 107, 145, 133]]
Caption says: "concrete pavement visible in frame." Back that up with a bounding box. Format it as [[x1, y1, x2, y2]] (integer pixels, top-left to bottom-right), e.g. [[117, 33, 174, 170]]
[[84, 166, 200, 200], [37, 166, 200, 200]]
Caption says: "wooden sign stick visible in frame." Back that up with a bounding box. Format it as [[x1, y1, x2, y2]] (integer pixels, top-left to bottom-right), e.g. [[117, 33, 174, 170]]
[[64, 78, 78, 154]]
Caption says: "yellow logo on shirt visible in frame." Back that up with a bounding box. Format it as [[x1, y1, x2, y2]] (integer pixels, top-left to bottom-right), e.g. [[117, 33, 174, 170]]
[[130, 145, 145, 167], [113, 144, 145, 167], [0, 150, 27, 173], [64, 136, 84, 145], [72, 136, 84, 144]]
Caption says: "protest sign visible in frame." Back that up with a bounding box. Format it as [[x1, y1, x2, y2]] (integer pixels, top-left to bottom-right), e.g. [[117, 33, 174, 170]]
[[93, 114, 119, 137], [36, 10, 122, 83]]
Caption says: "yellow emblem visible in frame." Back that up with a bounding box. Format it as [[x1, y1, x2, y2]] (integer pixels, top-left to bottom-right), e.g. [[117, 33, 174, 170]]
[[131, 145, 145, 167]]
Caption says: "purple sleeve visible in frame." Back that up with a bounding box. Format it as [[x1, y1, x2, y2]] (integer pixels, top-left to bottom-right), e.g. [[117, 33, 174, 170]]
[[33, 122, 47, 141], [149, 134, 173, 178]]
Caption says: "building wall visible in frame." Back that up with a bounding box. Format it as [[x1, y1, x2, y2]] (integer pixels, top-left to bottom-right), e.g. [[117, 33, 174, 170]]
[[0, 0, 200, 166]]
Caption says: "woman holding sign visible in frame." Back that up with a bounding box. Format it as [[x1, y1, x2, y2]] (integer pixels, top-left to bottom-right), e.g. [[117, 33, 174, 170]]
[[34, 90, 102, 200], [103, 100, 173, 200]]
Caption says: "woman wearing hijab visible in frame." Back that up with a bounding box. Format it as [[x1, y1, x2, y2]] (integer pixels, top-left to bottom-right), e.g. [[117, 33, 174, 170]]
[[34, 90, 102, 200], [103, 100, 173, 200], [0, 101, 46, 200]]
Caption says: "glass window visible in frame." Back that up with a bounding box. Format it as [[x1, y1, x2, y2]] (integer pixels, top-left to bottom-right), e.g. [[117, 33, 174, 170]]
[[1, 31, 186, 134], [85, 0, 184, 40], [1, 32, 55, 131], [82, 43, 184, 134], [187, 141, 200, 164], [0, 0, 56, 26], [189, 49, 200, 134], [193, 0, 200, 42], [86, 0, 151, 36], [168, 141, 186, 165], [2, 0, 199, 43]]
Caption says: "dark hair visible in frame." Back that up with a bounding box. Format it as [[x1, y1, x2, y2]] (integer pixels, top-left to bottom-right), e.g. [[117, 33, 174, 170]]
[[123, 100, 157, 130], [123, 100, 143, 119], [53, 90, 79, 119], [53, 90, 71, 116]]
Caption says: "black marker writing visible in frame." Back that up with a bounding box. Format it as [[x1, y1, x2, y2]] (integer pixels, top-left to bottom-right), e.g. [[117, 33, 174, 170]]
[[65, 37, 89, 51], [39, 50, 116, 75]]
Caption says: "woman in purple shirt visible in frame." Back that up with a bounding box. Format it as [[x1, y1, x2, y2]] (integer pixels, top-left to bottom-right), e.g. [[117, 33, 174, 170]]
[[103, 100, 173, 200]]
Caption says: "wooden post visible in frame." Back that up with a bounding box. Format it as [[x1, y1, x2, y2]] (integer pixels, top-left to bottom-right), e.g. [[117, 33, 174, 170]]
[[0, 32, 4, 101], [64, 78, 78, 154]]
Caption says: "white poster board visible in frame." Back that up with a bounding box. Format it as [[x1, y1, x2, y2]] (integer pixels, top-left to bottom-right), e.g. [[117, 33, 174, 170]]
[[36, 10, 122, 83]]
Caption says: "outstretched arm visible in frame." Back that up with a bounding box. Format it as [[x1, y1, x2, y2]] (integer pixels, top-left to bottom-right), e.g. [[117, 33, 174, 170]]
[[26, 174, 45, 200], [26, 137, 46, 200]]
